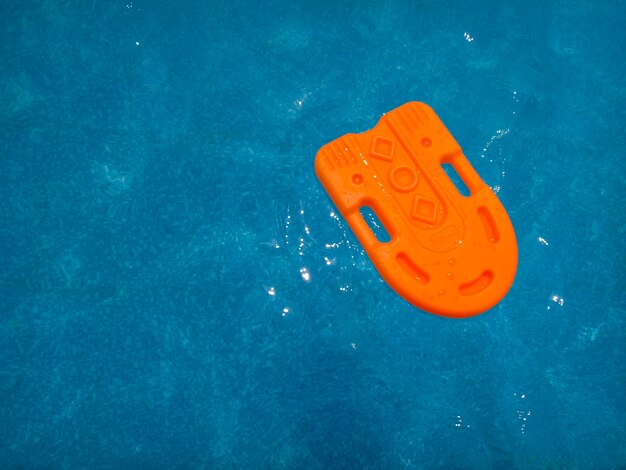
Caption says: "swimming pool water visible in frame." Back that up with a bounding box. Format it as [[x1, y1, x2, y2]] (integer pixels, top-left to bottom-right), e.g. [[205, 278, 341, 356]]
[[1, 0, 625, 468]]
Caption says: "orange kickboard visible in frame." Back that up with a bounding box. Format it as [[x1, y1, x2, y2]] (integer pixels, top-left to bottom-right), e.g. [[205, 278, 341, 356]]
[[315, 102, 518, 318]]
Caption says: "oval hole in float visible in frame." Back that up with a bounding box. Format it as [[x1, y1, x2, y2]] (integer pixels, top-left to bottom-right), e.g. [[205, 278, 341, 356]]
[[459, 270, 494, 296], [396, 252, 430, 284], [359, 206, 392, 243]]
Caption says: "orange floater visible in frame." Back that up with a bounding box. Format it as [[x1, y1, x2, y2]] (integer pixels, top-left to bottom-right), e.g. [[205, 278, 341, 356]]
[[315, 102, 517, 318]]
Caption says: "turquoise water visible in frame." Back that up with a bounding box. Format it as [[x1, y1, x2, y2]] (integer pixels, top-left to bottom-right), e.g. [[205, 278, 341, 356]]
[[1, 0, 625, 468]]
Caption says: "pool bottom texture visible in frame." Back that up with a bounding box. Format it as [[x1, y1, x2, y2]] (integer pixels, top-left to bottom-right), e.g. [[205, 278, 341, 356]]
[[1, 0, 625, 468]]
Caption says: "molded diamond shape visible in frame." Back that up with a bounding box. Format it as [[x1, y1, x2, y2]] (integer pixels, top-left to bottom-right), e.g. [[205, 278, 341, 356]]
[[370, 136, 395, 161], [411, 195, 438, 224]]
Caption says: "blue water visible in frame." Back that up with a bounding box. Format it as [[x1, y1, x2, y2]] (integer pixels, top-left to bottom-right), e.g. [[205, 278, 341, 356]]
[[1, 0, 625, 468]]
